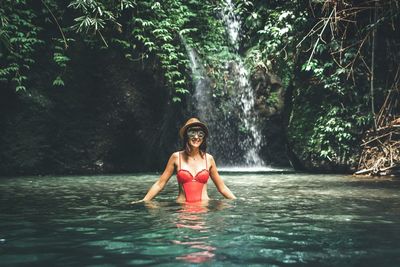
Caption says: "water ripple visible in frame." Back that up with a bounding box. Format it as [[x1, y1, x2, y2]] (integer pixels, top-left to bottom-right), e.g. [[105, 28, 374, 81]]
[[1, 174, 400, 266]]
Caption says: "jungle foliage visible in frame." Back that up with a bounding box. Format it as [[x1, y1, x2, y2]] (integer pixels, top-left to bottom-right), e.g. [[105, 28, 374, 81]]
[[0, 0, 234, 102], [0, 0, 399, 172], [239, 0, 399, 169]]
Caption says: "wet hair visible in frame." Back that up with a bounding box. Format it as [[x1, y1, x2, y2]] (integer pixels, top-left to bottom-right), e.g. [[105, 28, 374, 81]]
[[182, 126, 207, 157]]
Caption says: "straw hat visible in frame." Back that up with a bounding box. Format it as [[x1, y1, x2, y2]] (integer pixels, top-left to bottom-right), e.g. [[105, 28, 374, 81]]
[[179, 118, 209, 139]]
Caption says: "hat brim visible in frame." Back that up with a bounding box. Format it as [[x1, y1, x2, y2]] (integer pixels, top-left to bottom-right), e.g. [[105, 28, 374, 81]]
[[179, 122, 209, 139]]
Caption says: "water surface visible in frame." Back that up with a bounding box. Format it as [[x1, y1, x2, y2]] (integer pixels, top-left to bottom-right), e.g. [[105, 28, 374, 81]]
[[1, 173, 400, 266]]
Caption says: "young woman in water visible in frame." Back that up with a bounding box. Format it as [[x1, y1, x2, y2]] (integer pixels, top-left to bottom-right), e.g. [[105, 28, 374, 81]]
[[132, 118, 236, 203]]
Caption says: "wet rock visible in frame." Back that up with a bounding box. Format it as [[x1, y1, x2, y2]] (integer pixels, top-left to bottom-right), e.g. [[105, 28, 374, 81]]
[[251, 67, 285, 117], [250, 66, 290, 166], [0, 48, 181, 176]]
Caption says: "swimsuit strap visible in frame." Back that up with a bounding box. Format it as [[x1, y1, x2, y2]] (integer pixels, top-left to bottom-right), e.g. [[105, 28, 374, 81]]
[[178, 151, 181, 170], [205, 153, 208, 170]]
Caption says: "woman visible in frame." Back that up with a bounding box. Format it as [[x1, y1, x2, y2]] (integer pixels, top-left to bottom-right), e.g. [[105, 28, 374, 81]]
[[132, 118, 236, 203]]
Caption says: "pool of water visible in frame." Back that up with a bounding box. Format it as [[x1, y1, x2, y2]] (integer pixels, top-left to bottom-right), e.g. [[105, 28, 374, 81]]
[[1, 173, 400, 266]]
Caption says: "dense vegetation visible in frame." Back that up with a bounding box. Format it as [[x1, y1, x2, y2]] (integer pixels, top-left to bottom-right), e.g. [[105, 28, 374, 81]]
[[0, 0, 399, 174], [240, 0, 400, 170]]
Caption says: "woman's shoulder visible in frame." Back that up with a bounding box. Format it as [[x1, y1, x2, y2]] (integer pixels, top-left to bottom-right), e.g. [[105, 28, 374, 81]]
[[171, 151, 184, 159], [205, 152, 214, 161]]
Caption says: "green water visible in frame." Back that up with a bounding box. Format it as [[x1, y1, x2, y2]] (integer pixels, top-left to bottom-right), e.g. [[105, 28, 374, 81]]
[[0, 173, 400, 266]]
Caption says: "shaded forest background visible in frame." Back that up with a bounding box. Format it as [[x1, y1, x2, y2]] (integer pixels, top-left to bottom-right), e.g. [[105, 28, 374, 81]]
[[0, 0, 399, 176]]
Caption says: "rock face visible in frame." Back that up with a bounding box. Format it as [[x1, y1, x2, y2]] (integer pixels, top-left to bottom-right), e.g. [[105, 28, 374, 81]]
[[0, 48, 182, 176], [0, 42, 294, 176], [3, 43, 360, 176], [250, 67, 290, 166], [253, 67, 285, 117]]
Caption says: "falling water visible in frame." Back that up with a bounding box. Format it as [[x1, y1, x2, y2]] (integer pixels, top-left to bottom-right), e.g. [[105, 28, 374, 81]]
[[180, 37, 212, 123], [220, 0, 240, 50], [180, 0, 264, 166], [180, 36, 240, 163], [220, 0, 264, 166]]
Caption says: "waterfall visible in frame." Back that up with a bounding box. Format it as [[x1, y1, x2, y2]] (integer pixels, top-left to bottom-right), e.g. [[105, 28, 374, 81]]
[[180, 37, 213, 123], [220, 0, 240, 50], [180, 35, 240, 164], [180, 0, 264, 166], [220, 0, 264, 166]]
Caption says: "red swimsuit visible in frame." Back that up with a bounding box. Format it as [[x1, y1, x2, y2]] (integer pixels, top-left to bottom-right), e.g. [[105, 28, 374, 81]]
[[176, 152, 210, 202]]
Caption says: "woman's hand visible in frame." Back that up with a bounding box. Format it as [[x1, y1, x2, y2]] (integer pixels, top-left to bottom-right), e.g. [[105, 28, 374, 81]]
[[130, 199, 145, 204]]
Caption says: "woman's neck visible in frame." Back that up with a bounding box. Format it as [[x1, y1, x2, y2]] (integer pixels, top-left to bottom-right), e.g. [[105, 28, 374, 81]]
[[186, 147, 200, 157]]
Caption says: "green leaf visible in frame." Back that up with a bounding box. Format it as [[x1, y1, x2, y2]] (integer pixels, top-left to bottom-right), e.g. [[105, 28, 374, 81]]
[[172, 97, 181, 102], [53, 76, 65, 87]]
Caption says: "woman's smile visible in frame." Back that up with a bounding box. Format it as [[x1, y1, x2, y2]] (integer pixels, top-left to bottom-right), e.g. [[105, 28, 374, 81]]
[[190, 138, 203, 146]]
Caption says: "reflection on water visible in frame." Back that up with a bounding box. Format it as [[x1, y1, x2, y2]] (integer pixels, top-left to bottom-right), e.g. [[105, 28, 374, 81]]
[[174, 202, 214, 263], [1, 174, 400, 266], [145, 200, 231, 263]]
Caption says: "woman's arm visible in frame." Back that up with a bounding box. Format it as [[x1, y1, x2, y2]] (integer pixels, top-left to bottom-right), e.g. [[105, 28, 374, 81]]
[[209, 155, 236, 199], [131, 152, 177, 203]]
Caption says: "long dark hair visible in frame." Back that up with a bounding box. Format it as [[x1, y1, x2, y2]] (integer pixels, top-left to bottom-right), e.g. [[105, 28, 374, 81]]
[[182, 127, 207, 158]]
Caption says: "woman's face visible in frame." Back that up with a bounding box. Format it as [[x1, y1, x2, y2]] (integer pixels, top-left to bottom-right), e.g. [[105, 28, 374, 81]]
[[187, 127, 205, 148]]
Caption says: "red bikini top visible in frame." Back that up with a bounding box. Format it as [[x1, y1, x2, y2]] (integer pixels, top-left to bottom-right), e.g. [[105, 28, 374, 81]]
[[176, 152, 210, 184]]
